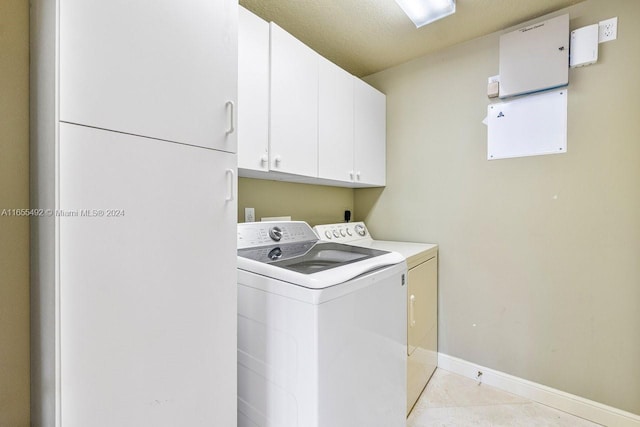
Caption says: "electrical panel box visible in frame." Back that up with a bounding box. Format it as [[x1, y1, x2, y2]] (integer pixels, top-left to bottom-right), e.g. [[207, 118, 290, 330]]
[[499, 14, 569, 98]]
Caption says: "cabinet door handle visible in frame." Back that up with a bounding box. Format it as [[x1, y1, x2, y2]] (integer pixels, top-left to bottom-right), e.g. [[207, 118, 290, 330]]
[[225, 101, 235, 134], [349, 170, 354, 180], [225, 169, 235, 202], [260, 154, 268, 166], [356, 171, 361, 181], [410, 294, 416, 327], [274, 155, 282, 168]]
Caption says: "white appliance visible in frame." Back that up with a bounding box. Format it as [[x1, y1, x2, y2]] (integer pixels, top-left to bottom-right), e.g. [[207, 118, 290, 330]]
[[237, 221, 407, 427], [313, 222, 438, 415]]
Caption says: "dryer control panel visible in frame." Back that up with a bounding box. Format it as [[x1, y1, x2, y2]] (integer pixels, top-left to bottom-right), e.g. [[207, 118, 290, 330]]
[[313, 222, 371, 243]]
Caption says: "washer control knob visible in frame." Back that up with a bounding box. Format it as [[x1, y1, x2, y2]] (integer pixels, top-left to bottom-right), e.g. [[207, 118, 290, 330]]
[[269, 226, 283, 242], [340, 229, 346, 237], [332, 230, 340, 238], [268, 247, 283, 260], [355, 224, 366, 237], [345, 228, 352, 236], [324, 230, 332, 239]]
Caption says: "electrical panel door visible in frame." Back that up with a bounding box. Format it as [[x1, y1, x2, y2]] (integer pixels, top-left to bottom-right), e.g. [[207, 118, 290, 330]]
[[499, 14, 569, 98]]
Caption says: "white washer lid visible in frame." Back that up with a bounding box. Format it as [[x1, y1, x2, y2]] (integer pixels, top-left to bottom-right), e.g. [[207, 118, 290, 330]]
[[237, 248, 404, 289]]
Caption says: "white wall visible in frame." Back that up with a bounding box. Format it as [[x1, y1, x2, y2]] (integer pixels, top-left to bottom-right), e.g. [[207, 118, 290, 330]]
[[356, 0, 640, 415]]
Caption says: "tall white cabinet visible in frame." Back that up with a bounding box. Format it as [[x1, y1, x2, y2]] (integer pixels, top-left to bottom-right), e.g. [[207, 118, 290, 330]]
[[31, 1, 238, 426]]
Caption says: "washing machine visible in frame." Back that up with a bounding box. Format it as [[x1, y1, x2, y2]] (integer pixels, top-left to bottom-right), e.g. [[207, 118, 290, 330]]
[[313, 222, 438, 415], [237, 221, 407, 427]]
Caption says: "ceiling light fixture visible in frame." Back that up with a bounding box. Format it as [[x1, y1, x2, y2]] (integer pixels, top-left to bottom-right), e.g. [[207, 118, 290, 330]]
[[394, 0, 456, 28]]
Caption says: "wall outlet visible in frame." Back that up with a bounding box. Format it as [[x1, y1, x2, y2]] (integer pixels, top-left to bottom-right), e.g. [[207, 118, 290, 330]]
[[598, 17, 617, 43], [244, 207, 255, 222]]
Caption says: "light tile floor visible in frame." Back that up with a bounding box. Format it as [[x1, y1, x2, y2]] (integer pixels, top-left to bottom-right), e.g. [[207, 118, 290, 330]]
[[408, 369, 602, 427]]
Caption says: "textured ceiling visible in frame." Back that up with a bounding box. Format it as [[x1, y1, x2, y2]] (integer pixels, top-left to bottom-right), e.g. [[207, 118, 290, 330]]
[[239, 0, 585, 77]]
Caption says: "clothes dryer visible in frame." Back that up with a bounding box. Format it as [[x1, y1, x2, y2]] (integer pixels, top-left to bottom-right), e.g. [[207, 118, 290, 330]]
[[314, 222, 438, 415]]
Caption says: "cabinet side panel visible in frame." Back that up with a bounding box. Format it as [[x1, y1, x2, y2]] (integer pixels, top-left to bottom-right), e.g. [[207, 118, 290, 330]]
[[30, 0, 59, 425]]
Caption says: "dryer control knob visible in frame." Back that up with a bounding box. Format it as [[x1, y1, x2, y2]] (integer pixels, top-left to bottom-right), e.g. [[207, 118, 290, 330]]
[[269, 226, 283, 242], [355, 224, 366, 237]]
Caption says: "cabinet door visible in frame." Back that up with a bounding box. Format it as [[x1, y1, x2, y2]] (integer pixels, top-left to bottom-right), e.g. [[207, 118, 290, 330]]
[[60, 0, 237, 153], [354, 79, 386, 186], [318, 56, 354, 183], [238, 7, 269, 172], [58, 123, 237, 427], [269, 23, 318, 177]]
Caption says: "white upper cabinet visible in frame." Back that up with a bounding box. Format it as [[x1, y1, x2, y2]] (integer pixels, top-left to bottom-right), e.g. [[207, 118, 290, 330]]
[[318, 56, 355, 183], [238, 7, 269, 172], [59, 0, 237, 153], [269, 23, 319, 177], [236, 16, 386, 187], [354, 78, 386, 186]]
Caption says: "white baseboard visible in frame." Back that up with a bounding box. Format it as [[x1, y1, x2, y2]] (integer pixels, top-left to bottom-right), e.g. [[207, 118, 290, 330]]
[[437, 353, 640, 427]]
